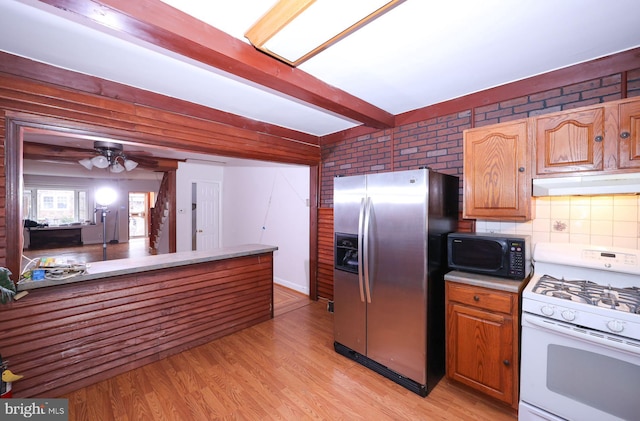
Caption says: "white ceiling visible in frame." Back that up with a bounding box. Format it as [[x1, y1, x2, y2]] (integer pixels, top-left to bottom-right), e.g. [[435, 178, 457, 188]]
[[2, 0, 640, 171]]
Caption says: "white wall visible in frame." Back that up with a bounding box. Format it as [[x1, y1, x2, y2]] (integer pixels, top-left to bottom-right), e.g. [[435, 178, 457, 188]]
[[222, 165, 310, 295], [175, 161, 310, 294], [27, 162, 312, 295], [175, 161, 224, 252], [24, 174, 162, 243]]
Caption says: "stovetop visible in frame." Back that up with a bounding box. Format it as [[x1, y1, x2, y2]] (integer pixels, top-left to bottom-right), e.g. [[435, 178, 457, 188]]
[[522, 242, 640, 340], [531, 275, 640, 315]]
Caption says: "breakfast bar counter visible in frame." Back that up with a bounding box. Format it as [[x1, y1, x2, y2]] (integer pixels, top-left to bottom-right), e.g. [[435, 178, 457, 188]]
[[2, 244, 278, 398], [17, 244, 278, 290]]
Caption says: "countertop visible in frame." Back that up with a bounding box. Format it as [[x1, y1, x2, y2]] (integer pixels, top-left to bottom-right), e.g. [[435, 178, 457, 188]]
[[17, 244, 278, 291], [444, 270, 530, 293], [26, 225, 84, 230]]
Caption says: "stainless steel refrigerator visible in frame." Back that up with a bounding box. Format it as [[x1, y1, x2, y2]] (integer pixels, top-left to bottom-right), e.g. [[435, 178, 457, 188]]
[[333, 168, 458, 396]]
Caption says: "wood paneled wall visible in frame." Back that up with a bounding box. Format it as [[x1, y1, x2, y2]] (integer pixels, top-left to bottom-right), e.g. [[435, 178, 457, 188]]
[[0, 253, 274, 398], [317, 208, 334, 300], [0, 111, 5, 265], [0, 58, 321, 277], [0, 72, 320, 165]]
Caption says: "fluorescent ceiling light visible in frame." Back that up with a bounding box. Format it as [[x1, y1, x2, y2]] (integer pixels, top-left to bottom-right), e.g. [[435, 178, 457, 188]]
[[245, 0, 404, 66]]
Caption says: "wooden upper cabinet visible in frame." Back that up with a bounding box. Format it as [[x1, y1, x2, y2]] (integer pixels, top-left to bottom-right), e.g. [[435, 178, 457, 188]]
[[461, 97, 640, 222], [463, 121, 531, 221], [535, 107, 605, 175], [618, 100, 640, 169]]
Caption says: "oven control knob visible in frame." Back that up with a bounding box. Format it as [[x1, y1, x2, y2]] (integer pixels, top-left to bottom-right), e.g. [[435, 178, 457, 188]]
[[541, 305, 555, 316], [607, 320, 624, 333], [561, 310, 576, 321]]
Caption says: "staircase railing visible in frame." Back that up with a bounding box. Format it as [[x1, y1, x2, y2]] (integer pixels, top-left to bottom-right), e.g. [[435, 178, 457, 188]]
[[149, 171, 172, 254]]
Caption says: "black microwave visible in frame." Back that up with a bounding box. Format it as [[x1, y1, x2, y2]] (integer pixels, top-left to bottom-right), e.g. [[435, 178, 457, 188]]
[[447, 232, 531, 280]]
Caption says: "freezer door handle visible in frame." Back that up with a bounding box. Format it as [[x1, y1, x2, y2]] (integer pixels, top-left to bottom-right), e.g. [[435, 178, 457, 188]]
[[357, 197, 366, 303], [363, 196, 372, 304]]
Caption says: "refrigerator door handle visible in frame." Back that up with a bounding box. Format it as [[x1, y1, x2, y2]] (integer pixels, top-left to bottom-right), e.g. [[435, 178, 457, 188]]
[[357, 197, 366, 303], [363, 196, 372, 304]]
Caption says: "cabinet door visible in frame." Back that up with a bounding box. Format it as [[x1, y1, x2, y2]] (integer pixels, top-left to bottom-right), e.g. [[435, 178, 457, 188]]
[[535, 107, 604, 174], [463, 121, 531, 220], [618, 100, 640, 169], [446, 302, 514, 405]]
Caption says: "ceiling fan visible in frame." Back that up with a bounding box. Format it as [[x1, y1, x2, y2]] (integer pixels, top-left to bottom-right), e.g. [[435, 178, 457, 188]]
[[23, 140, 180, 172], [78, 141, 138, 173]]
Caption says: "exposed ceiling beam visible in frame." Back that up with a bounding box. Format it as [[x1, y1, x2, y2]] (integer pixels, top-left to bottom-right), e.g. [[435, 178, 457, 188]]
[[0, 52, 320, 146], [24, 141, 180, 172], [37, 0, 395, 130]]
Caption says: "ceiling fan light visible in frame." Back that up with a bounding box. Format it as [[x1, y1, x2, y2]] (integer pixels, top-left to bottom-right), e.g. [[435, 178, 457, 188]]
[[91, 155, 109, 169], [124, 159, 138, 171], [78, 158, 93, 170], [110, 162, 125, 173]]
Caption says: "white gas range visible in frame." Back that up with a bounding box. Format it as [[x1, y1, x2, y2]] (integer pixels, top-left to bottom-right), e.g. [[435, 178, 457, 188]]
[[519, 242, 640, 421]]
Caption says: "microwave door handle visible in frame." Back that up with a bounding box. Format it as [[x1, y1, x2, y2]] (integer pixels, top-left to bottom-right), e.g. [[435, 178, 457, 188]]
[[357, 197, 366, 303], [363, 196, 372, 304]]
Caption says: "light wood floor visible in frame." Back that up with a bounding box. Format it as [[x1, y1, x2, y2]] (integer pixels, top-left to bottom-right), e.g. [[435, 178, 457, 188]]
[[23, 237, 152, 264], [31, 240, 516, 419], [59, 284, 517, 420]]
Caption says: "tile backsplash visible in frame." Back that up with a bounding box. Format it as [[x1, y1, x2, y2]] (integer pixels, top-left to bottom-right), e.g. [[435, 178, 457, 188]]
[[475, 195, 640, 250]]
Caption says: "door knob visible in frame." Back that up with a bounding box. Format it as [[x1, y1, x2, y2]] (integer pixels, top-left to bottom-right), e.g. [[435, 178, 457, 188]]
[[620, 131, 630, 139]]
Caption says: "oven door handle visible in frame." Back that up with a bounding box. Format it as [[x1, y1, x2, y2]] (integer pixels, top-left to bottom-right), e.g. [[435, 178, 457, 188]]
[[523, 314, 640, 356]]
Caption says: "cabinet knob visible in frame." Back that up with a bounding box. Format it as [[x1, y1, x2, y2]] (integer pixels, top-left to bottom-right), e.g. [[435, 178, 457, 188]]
[[503, 359, 510, 366], [473, 295, 480, 301], [518, 167, 525, 173], [594, 135, 603, 142], [620, 131, 631, 139]]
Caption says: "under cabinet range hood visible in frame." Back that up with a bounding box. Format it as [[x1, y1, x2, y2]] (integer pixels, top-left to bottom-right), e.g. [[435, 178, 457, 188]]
[[532, 172, 640, 196]]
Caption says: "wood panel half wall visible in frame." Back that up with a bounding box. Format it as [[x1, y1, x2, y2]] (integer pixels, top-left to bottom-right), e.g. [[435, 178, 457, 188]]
[[0, 253, 274, 398]]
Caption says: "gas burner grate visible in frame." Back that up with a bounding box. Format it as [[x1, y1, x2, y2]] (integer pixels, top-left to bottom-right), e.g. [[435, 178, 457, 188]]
[[533, 275, 640, 314]]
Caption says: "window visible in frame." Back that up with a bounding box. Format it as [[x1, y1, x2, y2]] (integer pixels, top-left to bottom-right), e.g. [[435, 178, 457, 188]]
[[42, 196, 54, 209], [24, 188, 89, 225]]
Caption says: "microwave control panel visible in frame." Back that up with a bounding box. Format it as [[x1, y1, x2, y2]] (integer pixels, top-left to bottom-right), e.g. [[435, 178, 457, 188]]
[[508, 240, 527, 278]]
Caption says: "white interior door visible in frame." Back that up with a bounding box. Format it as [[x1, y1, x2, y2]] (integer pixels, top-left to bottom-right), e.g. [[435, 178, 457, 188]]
[[128, 192, 148, 238], [194, 181, 220, 251]]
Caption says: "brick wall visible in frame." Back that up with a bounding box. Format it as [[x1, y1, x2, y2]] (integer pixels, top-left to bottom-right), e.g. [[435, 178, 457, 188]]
[[321, 112, 470, 207], [320, 68, 640, 208]]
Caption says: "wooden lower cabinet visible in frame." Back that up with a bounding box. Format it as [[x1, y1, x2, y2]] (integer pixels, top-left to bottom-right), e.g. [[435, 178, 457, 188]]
[[445, 279, 520, 409]]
